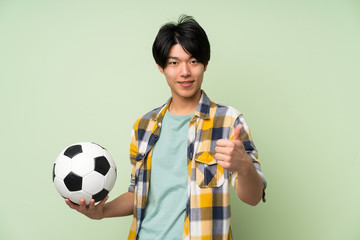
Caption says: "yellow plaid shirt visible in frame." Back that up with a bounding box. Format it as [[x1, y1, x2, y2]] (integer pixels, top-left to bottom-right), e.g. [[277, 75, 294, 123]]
[[127, 91, 266, 239]]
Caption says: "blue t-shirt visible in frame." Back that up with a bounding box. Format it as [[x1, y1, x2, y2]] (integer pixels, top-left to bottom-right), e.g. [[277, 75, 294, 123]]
[[137, 110, 194, 240]]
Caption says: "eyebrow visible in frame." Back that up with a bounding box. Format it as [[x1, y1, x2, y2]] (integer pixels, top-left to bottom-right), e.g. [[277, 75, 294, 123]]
[[167, 56, 194, 60]]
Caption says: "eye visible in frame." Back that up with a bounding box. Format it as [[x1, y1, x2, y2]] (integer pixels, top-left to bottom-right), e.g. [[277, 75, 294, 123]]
[[190, 59, 199, 64], [168, 61, 178, 66]]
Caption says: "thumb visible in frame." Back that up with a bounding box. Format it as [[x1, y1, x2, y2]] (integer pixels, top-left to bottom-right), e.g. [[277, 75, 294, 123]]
[[99, 195, 109, 207], [233, 124, 243, 141]]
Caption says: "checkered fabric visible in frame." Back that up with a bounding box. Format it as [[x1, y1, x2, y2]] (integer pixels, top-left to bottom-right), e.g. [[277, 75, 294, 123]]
[[127, 91, 266, 240]]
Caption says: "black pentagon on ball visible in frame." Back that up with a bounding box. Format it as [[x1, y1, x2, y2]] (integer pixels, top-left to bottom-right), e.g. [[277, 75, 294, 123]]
[[64, 172, 83, 191], [64, 144, 82, 159], [93, 189, 109, 202], [52, 163, 56, 182], [94, 156, 110, 176]]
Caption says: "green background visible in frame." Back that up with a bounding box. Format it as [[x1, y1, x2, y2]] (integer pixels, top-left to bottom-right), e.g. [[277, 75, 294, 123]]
[[1, 0, 359, 239]]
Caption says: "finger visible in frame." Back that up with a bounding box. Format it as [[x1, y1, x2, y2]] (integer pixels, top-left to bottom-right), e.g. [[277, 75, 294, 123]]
[[215, 152, 230, 162], [217, 159, 230, 170], [65, 198, 76, 209], [101, 195, 109, 205], [233, 124, 243, 141], [216, 139, 233, 147], [79, 198, 87, 211], [215, 145, 231, 155], [89, 199, 96, 211], [97, 195, 109, 208]]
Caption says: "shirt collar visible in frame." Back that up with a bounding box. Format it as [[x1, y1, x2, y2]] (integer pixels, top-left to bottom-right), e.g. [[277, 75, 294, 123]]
[[150, 90, 211, 123], [194, 91, 211, 120]]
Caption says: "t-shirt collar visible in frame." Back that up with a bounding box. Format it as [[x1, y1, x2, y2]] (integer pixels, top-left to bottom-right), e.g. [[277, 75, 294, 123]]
[[150, 90, 211, 124]]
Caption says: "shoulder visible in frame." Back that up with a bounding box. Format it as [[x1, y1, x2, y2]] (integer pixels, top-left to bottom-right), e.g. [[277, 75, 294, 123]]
[[209, 99, 243, 119], [132, 103, 165, 128], [208, 99, 252, 131]]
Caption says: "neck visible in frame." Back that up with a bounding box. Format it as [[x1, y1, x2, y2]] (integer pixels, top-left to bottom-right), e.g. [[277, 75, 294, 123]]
[[168, 92, 201, 115]]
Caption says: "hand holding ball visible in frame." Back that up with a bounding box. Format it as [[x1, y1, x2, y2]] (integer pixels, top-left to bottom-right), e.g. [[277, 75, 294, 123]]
[[53, 142, 117, 205]]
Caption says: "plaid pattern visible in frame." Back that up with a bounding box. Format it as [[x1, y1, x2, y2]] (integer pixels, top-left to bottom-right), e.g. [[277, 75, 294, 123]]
[[127, 91, 266, 240]]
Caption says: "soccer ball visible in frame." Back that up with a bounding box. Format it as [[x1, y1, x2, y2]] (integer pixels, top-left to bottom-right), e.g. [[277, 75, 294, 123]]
[[53, 142, 117, 205]]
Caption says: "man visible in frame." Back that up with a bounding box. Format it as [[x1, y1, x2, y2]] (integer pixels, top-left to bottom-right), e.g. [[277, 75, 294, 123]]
[[66, 15, 266, 240]]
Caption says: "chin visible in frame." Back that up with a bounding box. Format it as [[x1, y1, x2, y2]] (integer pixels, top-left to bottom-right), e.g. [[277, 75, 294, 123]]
[[179, 92, 199, 99], [180, 88, 201, 97]]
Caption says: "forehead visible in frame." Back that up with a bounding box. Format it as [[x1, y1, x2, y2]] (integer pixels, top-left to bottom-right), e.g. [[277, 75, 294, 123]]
[[168, 44, 192, 60]]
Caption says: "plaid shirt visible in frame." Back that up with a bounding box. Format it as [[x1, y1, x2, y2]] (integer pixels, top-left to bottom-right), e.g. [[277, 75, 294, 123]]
[[127, 91, 266, 240]]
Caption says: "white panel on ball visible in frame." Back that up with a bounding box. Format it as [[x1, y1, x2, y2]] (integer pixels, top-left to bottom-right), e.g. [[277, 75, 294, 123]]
[[71, 153, 95, 177], [83, 172, 105, 194], [69, 191, 92, 205], [54, 177, 70, 198], [54, 157, 72, 179], [105, 168, 117, 190], [81, 142, 105, 158]]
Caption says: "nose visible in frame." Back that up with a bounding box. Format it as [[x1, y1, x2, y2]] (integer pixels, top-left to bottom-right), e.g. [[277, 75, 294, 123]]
[[180, 63, 190, 77]]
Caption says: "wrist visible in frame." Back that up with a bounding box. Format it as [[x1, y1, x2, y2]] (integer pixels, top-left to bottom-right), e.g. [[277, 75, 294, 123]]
[[236, 156, 255, 174]]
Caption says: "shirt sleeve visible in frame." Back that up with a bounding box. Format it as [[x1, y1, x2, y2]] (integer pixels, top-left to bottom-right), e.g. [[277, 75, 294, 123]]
[[128, 123, 138, 193], [229, 114, 267, 201]]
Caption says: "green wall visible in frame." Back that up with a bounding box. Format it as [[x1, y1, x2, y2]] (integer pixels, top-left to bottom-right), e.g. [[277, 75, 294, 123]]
[[1, 0, 359, 239]]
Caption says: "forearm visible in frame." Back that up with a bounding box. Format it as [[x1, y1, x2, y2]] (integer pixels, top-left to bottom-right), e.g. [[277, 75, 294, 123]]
[[236, 160, 264, 206], [103, 192, 134, 218]]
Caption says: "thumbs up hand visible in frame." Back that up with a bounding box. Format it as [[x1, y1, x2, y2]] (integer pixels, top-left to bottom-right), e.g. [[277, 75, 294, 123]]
[[215, 124, 252, 172]]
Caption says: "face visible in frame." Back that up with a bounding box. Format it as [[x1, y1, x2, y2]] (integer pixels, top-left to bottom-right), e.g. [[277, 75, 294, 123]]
[[158, 44, 207, 103]]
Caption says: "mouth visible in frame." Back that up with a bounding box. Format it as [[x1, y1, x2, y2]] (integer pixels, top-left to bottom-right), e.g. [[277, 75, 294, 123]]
[[178, 81, 194, 87]]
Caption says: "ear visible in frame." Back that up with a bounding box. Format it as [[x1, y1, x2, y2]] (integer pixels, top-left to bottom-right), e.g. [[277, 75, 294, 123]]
[[203, 62, 208, 72], [157, 64, 165, 74]]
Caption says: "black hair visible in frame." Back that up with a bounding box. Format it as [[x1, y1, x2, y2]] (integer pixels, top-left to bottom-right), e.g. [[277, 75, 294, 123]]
[[152, 15, 210, 69]]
